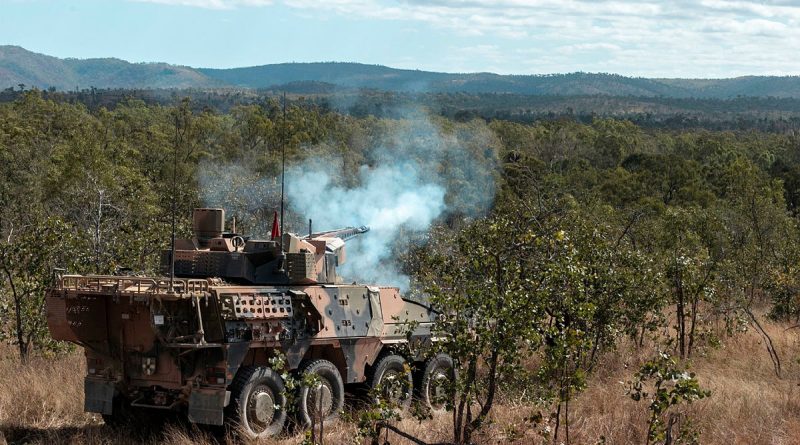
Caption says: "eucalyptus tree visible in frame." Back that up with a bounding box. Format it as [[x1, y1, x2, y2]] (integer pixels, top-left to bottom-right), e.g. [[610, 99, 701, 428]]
[[415, 196, 650, 444]]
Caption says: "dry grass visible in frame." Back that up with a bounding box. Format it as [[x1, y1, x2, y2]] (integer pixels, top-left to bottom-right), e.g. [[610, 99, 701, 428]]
[[0, 320, 798, 445]]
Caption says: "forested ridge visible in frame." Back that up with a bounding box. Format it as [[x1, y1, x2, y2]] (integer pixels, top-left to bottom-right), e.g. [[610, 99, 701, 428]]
[[2, 89, 800, 443], [6, 45, 800, 99], [6, 86, 800, 133]]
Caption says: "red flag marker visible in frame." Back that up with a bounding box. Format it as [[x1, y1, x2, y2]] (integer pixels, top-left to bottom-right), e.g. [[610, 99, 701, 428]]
[[271, 211, 280, 240]]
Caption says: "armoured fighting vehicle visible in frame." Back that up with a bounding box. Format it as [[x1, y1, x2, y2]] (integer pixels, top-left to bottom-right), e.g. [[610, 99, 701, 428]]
[[45, 208, 453, 438]]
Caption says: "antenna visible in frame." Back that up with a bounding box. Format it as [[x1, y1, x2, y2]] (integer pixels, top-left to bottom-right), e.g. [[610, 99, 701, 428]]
[[169, 111, 179, 293], [280, 91, 286, 250]]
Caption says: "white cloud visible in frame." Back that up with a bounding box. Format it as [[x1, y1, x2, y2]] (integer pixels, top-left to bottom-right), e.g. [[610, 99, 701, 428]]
[[702, 17, 788, 37], [135, 0, 272, 9], [700, 0, 800, 20], [561, 43, 622, 53], [128, 0, 800, 76]]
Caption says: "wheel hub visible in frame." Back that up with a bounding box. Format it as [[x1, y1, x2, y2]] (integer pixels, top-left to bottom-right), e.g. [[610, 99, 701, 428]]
[[308, 381, 334, 418], [429, 369, 449, 409], [249, 387, 275, 426], [382, 370, 407, 401]]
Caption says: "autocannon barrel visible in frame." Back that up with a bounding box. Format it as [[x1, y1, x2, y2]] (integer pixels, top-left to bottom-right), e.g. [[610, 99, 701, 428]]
[[307, 226, 369, 241]]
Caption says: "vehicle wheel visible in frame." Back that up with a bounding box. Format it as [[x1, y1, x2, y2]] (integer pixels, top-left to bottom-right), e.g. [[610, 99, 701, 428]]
[[101, 395, 130, 429], [101, 394, 138, 430], [228, 366, 287, 439], [368, 354, 413, 411], [102, 397, 166, 436], [420, 353, 455, 412], [295, 360, 345, 428]]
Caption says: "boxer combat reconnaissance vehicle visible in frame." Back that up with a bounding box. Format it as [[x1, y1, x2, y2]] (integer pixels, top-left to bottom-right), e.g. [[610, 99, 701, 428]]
[[46, 208, 453, 438]]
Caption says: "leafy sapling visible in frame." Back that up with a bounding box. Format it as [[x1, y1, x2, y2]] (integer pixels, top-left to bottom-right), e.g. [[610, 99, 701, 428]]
[[627, 352, 710, 445]]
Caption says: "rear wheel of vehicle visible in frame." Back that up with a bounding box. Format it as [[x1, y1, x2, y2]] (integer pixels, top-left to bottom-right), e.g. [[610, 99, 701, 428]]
[[101, 398, 126, 429], [102, 397, 166, 436], [420, 353, 456, 412], [295, 359, 345, 428], [368, 354, 413, 411], [228, 366, 287, 439]]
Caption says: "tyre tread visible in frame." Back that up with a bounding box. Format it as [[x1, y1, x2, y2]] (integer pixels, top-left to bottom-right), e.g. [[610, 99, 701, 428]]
[[420, 353, 455, 412], [226, 365, 286, 439], [296, 359, 345, 428], [368, 353, 413, 410]]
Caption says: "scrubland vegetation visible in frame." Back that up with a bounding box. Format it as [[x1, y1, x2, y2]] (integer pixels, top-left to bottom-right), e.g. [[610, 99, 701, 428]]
[[1, 322, 798, 444], [2, 89, 800, 444]]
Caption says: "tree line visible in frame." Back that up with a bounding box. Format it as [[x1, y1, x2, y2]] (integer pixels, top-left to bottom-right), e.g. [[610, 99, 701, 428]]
[[1, 89, 799, 443]]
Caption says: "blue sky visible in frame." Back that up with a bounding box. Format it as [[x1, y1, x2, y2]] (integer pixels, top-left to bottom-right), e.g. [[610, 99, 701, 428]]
[[2, 0, 799, 78]]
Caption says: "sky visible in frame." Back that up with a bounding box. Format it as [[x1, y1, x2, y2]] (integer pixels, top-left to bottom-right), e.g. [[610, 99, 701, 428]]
[[2, 0, 799, 78]]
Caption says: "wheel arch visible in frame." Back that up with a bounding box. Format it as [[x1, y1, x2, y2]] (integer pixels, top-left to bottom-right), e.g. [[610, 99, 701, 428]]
[[304, 339, 384, 384]]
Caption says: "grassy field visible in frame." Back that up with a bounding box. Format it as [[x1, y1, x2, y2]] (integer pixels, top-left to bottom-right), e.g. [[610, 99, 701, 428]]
[[0, 318, 797, 445]]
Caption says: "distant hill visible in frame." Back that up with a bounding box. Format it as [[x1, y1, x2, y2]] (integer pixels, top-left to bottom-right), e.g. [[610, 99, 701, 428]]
[[3, 45, 800, 98], [0, 46, 218, 90]]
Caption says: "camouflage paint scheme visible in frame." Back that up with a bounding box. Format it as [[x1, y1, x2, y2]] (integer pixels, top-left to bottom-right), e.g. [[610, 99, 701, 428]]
[[46, 208, 436, 427]]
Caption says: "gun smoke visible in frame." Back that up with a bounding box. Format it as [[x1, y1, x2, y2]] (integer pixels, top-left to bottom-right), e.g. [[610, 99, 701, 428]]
[[287, 110, 497, 291], [199, 108, 497, 292]]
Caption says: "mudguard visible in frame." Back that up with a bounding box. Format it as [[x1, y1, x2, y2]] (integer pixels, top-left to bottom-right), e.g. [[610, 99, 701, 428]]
[[84, 378, 115, 415]]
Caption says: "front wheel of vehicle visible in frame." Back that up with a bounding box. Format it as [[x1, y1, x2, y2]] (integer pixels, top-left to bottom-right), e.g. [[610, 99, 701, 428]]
[[228, 366, 287, 439]]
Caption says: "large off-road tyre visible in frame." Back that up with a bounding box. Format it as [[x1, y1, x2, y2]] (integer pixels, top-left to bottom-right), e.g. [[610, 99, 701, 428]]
[[368, 354, 413, 411], [227, 366, 287, 439], [419, 353, 456, 413], [100, 393, 132, 429], [295, 359, 345, 429], [102, 397, 167, 437]]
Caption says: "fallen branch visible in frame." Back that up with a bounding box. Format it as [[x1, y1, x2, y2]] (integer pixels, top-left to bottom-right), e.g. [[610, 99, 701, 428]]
[[378, 422, 453, 445]]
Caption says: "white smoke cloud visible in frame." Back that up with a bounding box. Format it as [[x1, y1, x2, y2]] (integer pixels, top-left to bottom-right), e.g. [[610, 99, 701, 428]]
[[288, 162, 446, 290], [196, 107, 497, 291], [287, 110, 496, 291]]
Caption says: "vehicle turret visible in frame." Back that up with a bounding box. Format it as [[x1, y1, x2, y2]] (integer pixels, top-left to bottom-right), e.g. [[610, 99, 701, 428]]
[[162, 208, 369, 285]]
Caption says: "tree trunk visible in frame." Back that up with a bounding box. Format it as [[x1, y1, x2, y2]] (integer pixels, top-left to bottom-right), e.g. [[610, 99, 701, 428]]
[[553, 402, 562, 445], [95, 189, 103, 274], [688, 292, 699, 357], [454, 358, 476, 444], [639, 323, 646, 348], [746, 307, 781, 377], [464, 347, 500, 442], [675, 268, 686, 358], [2, 264, 26, 363], [565, 392, 571, 445]]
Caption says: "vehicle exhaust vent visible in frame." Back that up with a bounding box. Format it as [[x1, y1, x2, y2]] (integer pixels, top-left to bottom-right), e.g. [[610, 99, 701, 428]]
[[193, 208, 225, 243]]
